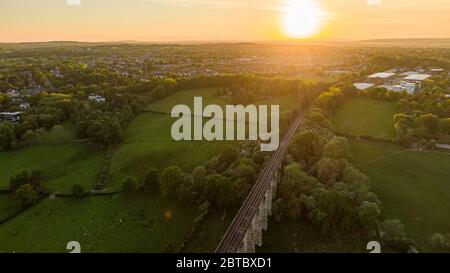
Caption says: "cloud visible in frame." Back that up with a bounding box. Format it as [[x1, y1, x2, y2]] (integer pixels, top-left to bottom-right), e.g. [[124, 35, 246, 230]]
[[66, 0, 81, 6], [367, 0, 381, 6]]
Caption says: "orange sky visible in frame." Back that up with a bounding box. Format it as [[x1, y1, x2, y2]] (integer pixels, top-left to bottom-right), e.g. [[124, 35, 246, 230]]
[[0, 0, 449, 42]]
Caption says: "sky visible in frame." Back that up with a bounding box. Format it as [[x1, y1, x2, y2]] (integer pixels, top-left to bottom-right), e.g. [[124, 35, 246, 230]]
[[0, 0, 449, 42]]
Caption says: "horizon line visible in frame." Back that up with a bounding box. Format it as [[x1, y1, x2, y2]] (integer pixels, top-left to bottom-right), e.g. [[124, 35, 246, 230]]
[[1, 37, 450, 45]]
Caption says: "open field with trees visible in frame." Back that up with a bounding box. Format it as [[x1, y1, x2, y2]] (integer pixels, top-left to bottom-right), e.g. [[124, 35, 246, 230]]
[[0, 193, 198, 252], [0, 143, 104, 192], [106, 113, 229, 190], [1, 41, 448, 253], [349, 138, 450, 252], [333, 97, 397, 139]]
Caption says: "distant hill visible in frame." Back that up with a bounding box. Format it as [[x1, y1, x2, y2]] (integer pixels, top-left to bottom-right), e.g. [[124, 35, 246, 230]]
[[348, 38, 450, 48], [1, 38, 450, 49]]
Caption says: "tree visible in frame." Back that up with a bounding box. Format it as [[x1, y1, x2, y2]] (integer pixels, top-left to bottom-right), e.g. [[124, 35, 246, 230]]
[[290, 130, 324, 168], [175, 175, 197, 203], [192, 166, 207, 184], [380, 219, 416, 252], [22, 130, 36, 146], [439, 118, 450, 135], [122, 176, 140, 193], [160, 166, 184, 197], [316, 157, 349, 186], [0, 122, 15, 150], [429, 233, 450, 250], [323, 136, 351, 159], [144, 168, 159, 191], [381, 219, 406, 242], [415, 113, 440, 137], [218, 145, 239, 169], [14, 184, 39, 206], [9, 168, 45, 194], [72, 184, 87, 198], [358, 201, 381, 233]]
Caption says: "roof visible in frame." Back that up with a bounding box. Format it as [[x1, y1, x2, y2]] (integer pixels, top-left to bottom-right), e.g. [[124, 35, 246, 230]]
[[368, 72, 396, 79], [400, 71, 419, 76], [0, 112, 22, 115], [403, 74, 431, 81], [353, 83, 375, 90]]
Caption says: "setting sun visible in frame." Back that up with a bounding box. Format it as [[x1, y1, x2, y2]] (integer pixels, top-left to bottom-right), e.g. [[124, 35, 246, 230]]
[[283, 0, 324, 38]]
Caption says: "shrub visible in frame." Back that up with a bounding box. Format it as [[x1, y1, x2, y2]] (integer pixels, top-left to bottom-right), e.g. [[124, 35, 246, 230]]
[[14, 184, 39, 206], [144, 168, 159, 191], [430, 233, 450, 250], [122, 176, 140, 193], [71, 184, 87, 198], [381, 219, 416, 252]]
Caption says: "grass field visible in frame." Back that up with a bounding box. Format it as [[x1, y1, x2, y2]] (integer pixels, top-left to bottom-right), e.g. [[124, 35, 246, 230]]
[[0, 194, 22, 223], [349, 139, 450, 252], [146, 87, 300, 114], [106, 113, 230, 189], [145, 88, 227, 113], [0, 143, 104, 193], [333, 97, 397, 139], [0, 87, 304, 253], [0, 193, 198, 253]]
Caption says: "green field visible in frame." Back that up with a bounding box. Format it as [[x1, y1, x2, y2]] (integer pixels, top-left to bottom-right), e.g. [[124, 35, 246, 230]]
[[349, 139, 450, 252], [0, 143, 104, 193], [146, 87, 300, 114], [0, 193, 198, 253], [0, 194, 22, 223], [145, 88, 227, 113], [333, 97, 397, 139], [106, 113, 230, 190], [0, 87, 304, 252]]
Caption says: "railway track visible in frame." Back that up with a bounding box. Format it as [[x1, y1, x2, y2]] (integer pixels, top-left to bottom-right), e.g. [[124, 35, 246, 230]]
[[215, 111, 306, 253]]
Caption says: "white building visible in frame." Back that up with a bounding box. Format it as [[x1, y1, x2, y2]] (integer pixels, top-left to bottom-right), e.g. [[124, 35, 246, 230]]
[[403, 74, 431, 89], [88, 94, 106, 103], [353, 83, 375, 90], [367, 72, 397, 84], [0, 112, 22, 123], [6, 89, 19, 98], [400, 81, 417, 94], [20, 103, 31, 110]]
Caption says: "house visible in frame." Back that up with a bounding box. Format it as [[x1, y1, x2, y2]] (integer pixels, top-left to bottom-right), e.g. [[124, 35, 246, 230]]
[[88, 94, 106, 103], [402, 74, 431, 89], [400, 81, 417, 94], [367, 72, 396, 84], [0, 112, 22, 123], [20, 102, 31, 110], [380, 85, 406, 93], [353, 83, 375, 90], [6, 89, 19, 98], [430, 68, 444, 74]]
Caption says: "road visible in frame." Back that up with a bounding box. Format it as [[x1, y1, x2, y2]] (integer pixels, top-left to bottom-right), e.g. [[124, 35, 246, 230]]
[[215, 111, 306, 253]]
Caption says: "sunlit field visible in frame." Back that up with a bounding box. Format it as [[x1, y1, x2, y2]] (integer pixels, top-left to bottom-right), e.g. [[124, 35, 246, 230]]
[[333, 97, 397, 139], [0, 194, 198, 253], [0, 143, 104, 193], [349, 139, 450, 252]]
